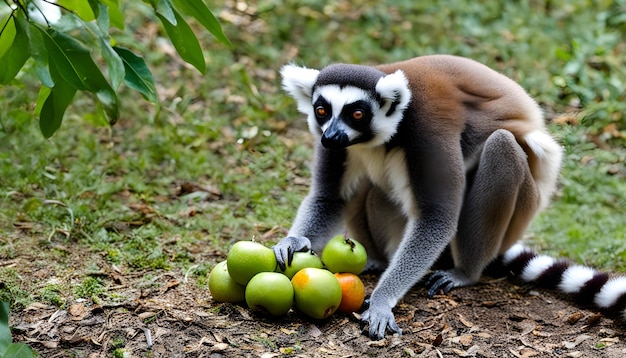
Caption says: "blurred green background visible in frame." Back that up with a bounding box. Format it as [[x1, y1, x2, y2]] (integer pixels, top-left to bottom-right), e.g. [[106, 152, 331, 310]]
[[0, 0, 625, 309]]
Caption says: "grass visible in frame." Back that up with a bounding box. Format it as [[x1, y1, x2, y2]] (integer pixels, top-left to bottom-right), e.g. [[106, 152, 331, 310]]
[[0, 0, 625, 312]]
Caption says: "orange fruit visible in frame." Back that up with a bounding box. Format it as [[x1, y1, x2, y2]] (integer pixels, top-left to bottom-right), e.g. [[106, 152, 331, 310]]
[[334, 272, 365, 313]]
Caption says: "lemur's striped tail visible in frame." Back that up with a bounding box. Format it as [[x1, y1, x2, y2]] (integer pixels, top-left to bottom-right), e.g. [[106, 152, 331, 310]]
[[502, 243, 626, 320]]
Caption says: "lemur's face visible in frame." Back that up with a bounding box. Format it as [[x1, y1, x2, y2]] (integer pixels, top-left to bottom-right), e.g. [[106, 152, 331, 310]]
[[281, 63, 411, 149], [310, 85, 377, 149]]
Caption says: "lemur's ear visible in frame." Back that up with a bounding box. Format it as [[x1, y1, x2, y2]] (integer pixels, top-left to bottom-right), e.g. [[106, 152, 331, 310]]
[[375, 70, 411, 116], [281, 64, 320, 114]]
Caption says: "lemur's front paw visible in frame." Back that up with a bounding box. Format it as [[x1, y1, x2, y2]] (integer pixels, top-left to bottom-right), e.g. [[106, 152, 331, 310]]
[[425, 269, 476, 297], [360, 296, 401, 340], [272, 236, 311, 271]]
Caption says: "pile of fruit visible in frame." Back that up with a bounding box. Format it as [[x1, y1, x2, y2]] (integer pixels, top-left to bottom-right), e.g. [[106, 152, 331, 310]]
[[208, 235, 367, 319]]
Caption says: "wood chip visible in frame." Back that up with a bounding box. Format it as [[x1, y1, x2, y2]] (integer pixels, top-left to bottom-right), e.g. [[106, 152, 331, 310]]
[[308, 324, 322, 338], [584, 313, 602, 325], [138, 311, 157, 320], [599, 337, 619, 345], [566, 312, 584, 325], [433, 334, 443, 346], [159, 279, 180, 294], [25, 302, 51, 311], [563, 334, 592, 349], [68, 303, 88, 321], [509, 313, 528, 322], [457, 313, 474, 328], [366, 338, 388, 347], [458, 334, 473, 346], [598, 328, 617, 337], [532, 330, 552, 337], [235, 305, 252, 320], [516, 320, 537, 335], [143, 327, 153, 348], [518, 348, 540, 357], [450, 346, 480, 357], [212, 342, 229, 351]]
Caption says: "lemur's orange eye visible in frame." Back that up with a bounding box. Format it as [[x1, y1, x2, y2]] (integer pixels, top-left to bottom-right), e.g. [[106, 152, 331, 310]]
[[352, 110, 364, 120], [315, 106, 327, 117]]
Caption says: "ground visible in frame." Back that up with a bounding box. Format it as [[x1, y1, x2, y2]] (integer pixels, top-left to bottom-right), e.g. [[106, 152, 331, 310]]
[[10, 265, 625, 357]]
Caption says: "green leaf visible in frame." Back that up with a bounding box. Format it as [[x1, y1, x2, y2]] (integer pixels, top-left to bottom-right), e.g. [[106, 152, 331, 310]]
[[0, 302, 12, 355], [97, 5, 124, 90], [4, 343, 34, 358], [34, 25, 119, 123], [171, 0, 231, 46], [155, 0, 177, 25], [57, 0, 96, 21], [157, 10, 206, 74], [95, 86, 120, 124], [114, 46, 158, 103], [100, 37, 124, 90], [87, 0, 100, 19], [95, 3, 110, 34], [102, 0, 124, 30], [39, 76, 77, 138], [35, 86, 52, 116], [35, 25, 93, 90], [0, 14, 16, 58], [0, 15, 31, 84], [28, 23, 53, 87]]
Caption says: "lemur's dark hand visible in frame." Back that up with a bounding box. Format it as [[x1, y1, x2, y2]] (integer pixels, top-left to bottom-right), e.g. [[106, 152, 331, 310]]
[[272, 236, 311, 271]]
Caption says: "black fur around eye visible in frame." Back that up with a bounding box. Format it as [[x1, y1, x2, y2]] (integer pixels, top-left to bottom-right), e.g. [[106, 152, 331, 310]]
[[341, 101, 371, 125]]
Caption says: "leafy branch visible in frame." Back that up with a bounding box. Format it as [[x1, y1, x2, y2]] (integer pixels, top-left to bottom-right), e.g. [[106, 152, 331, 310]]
[[0, 0, 230, 137]]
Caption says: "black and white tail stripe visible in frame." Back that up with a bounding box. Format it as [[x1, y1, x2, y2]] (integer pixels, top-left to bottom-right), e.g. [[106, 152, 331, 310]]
[[503, 243, 626, 320]]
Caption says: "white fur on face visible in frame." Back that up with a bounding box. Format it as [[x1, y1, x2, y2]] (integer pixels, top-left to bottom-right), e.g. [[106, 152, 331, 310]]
[[312, 85, 374, 142]]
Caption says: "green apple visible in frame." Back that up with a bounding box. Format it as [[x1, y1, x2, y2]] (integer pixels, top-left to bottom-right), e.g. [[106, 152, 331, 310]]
[[291, 267, 342, 319], [227, 240, 277, 285], [321, 235, 367, 274], [281, 250, 323, 279], [245, 272, 294, 316], [208, 261, 246, 303]]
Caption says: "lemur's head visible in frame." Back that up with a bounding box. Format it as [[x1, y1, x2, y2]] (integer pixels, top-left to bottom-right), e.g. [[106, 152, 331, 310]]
[[281, 63, 411, 149]]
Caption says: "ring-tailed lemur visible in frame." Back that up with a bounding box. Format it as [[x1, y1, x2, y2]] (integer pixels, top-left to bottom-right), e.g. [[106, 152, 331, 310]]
[[272, 55, 623, 339]]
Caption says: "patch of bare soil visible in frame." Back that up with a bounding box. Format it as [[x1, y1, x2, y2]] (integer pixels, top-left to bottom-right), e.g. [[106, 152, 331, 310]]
[[10, 271, 626, 357]]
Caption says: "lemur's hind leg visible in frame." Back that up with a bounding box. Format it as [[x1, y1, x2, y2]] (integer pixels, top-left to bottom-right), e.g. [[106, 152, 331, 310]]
[[426, 129, 540, 296]]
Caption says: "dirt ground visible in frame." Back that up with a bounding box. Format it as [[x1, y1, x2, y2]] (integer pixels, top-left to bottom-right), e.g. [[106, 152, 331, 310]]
[[10, 268, 626, 358]]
